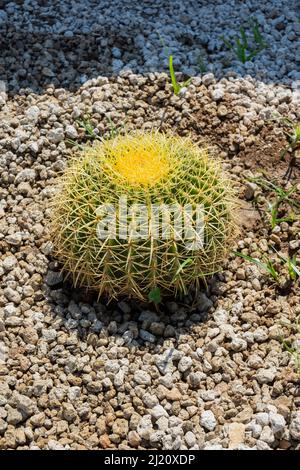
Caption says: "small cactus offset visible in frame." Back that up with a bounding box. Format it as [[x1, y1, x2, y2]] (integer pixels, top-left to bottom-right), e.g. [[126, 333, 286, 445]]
[[51, 132, 237, 301]]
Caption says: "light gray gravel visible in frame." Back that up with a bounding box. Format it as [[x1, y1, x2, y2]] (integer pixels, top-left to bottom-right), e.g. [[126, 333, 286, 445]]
[[0, 0, 299, 94]]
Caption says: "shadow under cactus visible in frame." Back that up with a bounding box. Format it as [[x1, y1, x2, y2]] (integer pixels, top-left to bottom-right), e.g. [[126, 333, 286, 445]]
[[43, 267, 217, 348]]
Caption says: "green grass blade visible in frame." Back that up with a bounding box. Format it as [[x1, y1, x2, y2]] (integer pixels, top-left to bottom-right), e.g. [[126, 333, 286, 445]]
[[234, 251, 266, 270], [169, 55, 180, 95], [239, 26, 248, 48]]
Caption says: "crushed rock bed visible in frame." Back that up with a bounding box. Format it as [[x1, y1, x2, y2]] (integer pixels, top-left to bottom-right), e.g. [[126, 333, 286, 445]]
[[0, 0, 299, 88], [0, 72, 300, 450]]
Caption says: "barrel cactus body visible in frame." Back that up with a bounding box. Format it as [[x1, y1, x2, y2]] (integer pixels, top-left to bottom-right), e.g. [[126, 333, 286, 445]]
[[51, 132, 237, 300]]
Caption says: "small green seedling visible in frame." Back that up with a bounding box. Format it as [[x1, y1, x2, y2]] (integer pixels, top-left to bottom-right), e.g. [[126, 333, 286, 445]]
[[280, 119, 300, 160], [250, 18, 266, 50], [281, 121, 300, 179], [287, 256, 300, 282], [280, 315, 300, 375], [272, 247, 300, 282], [157, 32, 191, 94], [270, 183, 299, 208], [222, 18, 267, 63], [169, 55, 192, 96], [70, 116, 125, 145], [248, 176, 299, 229], [77, 117, 100, 140], [267, 200, 295, 230], [283, 341, 300, 375], [276, 116, 300, 148], [291, 124, 300, 148], [65, 116, 98, 148], [272, 115, 300, 176], [234, 251, 279, 281], [66, 139, 84, 150], [148, 287, 162, 305], [249, 177, 300, 209], [106, 116, 126, 139]]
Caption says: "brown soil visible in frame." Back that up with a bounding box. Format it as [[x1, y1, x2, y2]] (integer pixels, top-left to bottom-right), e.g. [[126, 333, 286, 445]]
[[186, 91, 300, 184], [238, 125, 300, 182]]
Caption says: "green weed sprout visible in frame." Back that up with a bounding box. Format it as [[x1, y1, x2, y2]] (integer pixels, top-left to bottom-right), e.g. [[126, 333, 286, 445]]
[[283, 341, 300, 375], [280, 315, 300, 376], [287, 256, 300, 282], [234, 251, 279, 282], [281, 121, 300, 160], [248, 176, 299, 229], [77, 117, 100, 140], [272, 247, 300, 282], [169, 55, 191, 96], [267, 200, 295, 230], [222, 18, 267, 63], [272, 114, 300, 161]]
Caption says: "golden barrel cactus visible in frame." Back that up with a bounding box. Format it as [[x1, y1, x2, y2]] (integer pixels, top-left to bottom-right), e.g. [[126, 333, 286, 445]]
[[51, 132, 237, 301]]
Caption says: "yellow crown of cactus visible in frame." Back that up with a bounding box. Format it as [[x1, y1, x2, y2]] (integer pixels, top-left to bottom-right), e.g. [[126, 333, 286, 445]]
[[51, 132, 237, 301]]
